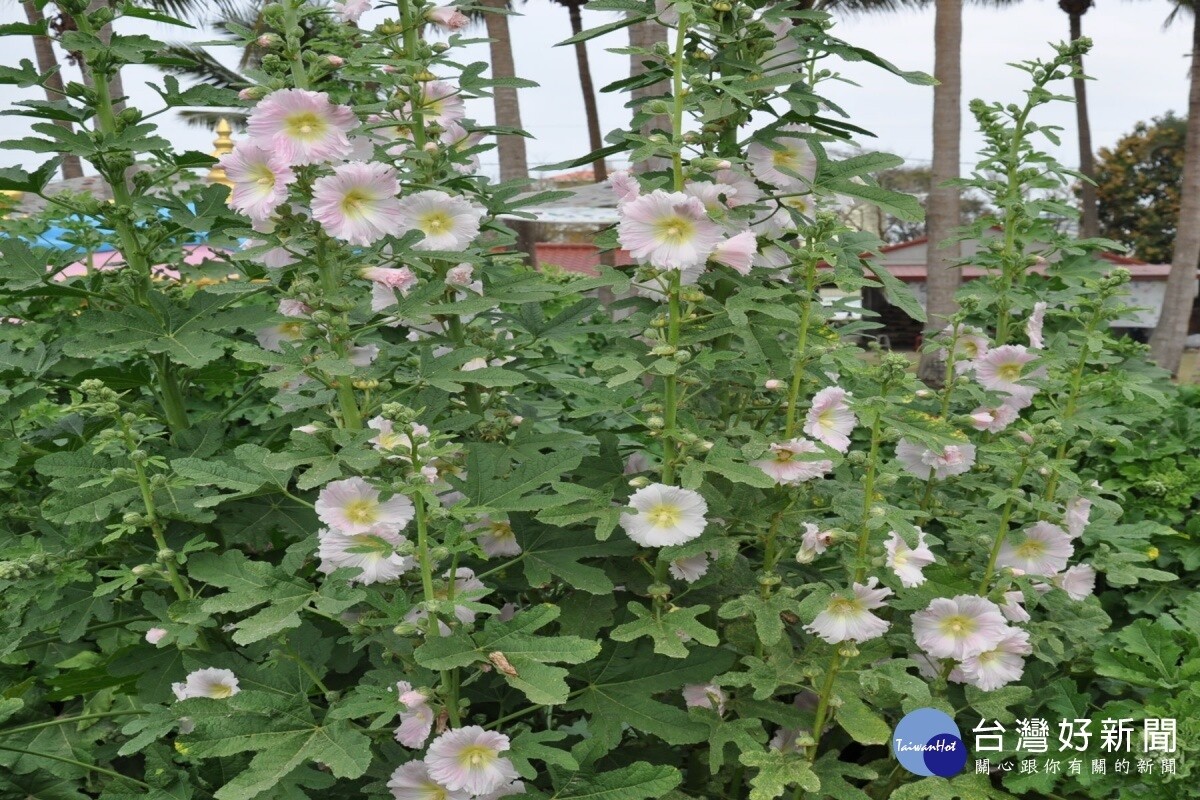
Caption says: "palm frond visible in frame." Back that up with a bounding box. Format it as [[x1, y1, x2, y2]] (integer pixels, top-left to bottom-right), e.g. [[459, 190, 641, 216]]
[[161, 43, 250, 91]]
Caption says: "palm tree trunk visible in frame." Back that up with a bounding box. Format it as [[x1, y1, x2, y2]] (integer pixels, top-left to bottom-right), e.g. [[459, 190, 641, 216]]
[[23, 1, 84, 179], [480, 0, 536, 264], [917, 0, 963, 382], [629, 18, 669, 175], [1149, 10, 1200, 373], [1063, 3, 1099, 238], [566, 1, 607, 183]]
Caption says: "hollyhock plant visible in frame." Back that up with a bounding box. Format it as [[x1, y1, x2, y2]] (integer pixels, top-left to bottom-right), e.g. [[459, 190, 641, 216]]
[[710, 230, 758, 274], [424, 726, 520, 796], [668, 551, 715, 582], [472, 516, 521, 557], [617, 190, 724, 269], [362, 266, 419, 311], [317, 526, 413, 584], [998, 521, 1074, 577], [333, 0, 372, 23], [396, 190, 483, 251], [1064, 496, 1092, 538], [172, 668, 240, 700], [747, 125, 816, 191], [752, 438, 833, 485], [426, 4, 469, 29], [219, 142, 296, 222], [246, 88, 358, 166], [975, 344, 1039, 394], [316, 477, 415, 535], [804, 578, 893, 644], [311, 162, 404, 246], [944, 324, 990, 374], [407, 81, 466, 127], [884, 528, 935, 588], [912, 595, 1011, 660], [799, 522, 835, 557], [958, 628, 1033, 691], [894, 438, 976, 480], [620, 484, 708, 547], [803, 386, 856, 452], [1054, 563, 1097, 600], [682, 682, 727, 714]]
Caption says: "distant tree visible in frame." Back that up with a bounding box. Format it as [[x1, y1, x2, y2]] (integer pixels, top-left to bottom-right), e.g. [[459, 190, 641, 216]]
[[873, 164, 992, 243], [1094, 114, 1184, 264]]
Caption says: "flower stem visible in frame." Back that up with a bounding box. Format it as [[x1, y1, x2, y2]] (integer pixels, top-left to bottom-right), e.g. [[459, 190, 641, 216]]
[[0, 710, 147, 738], [413, 490, 461, 727], [120, 419, 189, 601], [853, 415, 884, 584], [783, 256, 818, 439], [315, 243, 363, 430], [0, 744, 151, 788], [978, 457, 1030, 594]]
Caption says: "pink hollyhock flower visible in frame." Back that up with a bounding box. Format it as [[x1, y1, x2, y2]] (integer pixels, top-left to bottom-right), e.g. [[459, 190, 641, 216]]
[[682, 682, 727, 714], [219, 142, 296, 222], [388, 762, 470, 800], [317, 525, 413, 584], [171, 668, 240, 700], [617, 190, 724, 270], [713, 167, 762, 207], [1027, 301, 1048, 349], [1000, 590, 1031, 623], [311, 162, 403, 246], [405, 568, 487, 634], [397, 190, 483, 251], [912, 595, 1010, 660], [333, 0, 372, 23], [145, 627, 167, 645], [362, 266, 418, 312], [609, 171, 640, 205], [426, 4, 469, 29], [393, 680, 434, 748], [440, 122, 485, 174], [1064, 496, 1091, 539], [256, 319, 305, 352], [669, 551, 716, 583], [445, 264, 475, 287], [894, 438, 976, 480], [747, 125, 815, 191], [685, 180, 739, 215], [367, 417, 428, 455], [975, 344, 1038, 395], [884, 528, 936, 588], [969, 398, 1022, 433], [620, 483, 708, 547], [425, 726, 520, 796], [800, 522, 834, 556], [942, 324, 990, 375], [803, 386, 856, 452], [246, 88, 357, 166], [998, 521, 1074, 577], [959, 628, 1032, 691], [477, 780, 526, 800], [804, 578, 893, 644], [710, 231, 758, 275], [1053, 563, 1096, 600], [408, 81, 466, 127], [471, 516, 521, 558], [752, 438, 833, 485], [278, 298, 311, 318], [316, 477, 415, 535]]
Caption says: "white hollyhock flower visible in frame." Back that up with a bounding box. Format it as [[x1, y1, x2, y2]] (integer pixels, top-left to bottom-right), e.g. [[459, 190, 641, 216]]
[[316, 477, 415, 535], [959, 628, 1033, 691], [397, 190, 483, 251], [668, 551, 716, 583], [1053, 563, 1097, 600], [752, 438, 832, 485], [394, 681, 434, 748], [317, 526, 413, 584], [471, 516, 521, 558], [804, 578, 893, 644], [620, 484, 708, 547], [803, 386, 856, 453], [912, 595, 1010, 660], [894, 439, 976, 480], [1064, 496, 1091, 539], [405, 568, 487, 635], [998, 521, 1074, 577], [975, 344, 1038, 395], [682, 682, 727, 714], [1000, 590, 1031, 623], [941, 324, 990, 375], [747, 125, 815, 191], [172, 668, 240, 700], [617, 190, 724, 270], [884, 528, 936, 588], [145, 627, 167, 645], [424, 726, 520, 796], [1026, 301, 1048, 349], [388, 761, 470, 800]]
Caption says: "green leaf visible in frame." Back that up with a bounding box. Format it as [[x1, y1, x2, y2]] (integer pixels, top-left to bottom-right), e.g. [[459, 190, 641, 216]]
[[189, 551, 313, 645], [509, 730, 578, 780], [455, 445, 583, 512], [717, 592, 801, 646], [517, 525, 635, 595], [738, 748, 820, 800], [545, 761, 680, 800], [833, 692, 890, 745], [610, 602, 718, 658], [892, 773, 1017, 800]]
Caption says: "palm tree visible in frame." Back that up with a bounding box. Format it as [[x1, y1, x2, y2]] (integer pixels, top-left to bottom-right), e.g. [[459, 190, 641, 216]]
[[21, 1, 84, 179], [1060, 0, 1099, 238], [628, 18, 669, 174], [550, 0, 607, 182], [917, 0, 963, 382], [1149, 1, 1200, 372]]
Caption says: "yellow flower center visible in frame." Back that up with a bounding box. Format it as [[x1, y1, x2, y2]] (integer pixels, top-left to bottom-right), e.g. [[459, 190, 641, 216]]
[[772, 147, 799, 169], [976, 649, 1000, 665], [646, 503, 682, 528], [818, 409, 836, 429], [279, 321, 304, 338], [489, 521, 514, 540], [458, 744, 496, 769], [284, 111, 326, 140], [343, 499, 379, 526], [1015, 539, 1046, 559], [938, 614, 976, 638], [962, 341, 979, 358], [208, 683, 235, 699], [773, 449, 795, 464], [654, 214, 696, 245], [248, 163, 276, 188], [893, 550, 909, 567], [997, 362, 1022, 382], [340, 188, 371, 215], [420, 211, 452, 234], [828, 597, 863, 616]]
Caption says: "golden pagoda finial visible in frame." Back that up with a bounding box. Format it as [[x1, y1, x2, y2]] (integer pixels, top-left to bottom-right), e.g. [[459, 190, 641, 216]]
[[206, 118, 236, 188]]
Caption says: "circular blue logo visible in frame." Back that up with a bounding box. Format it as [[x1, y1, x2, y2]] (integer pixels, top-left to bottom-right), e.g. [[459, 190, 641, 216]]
[[892, 708, 967, 777]]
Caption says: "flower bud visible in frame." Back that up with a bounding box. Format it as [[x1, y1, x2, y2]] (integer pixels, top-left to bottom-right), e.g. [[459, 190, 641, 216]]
[[646, 416, 665, 430], [129, 450, 148, 463], [326, 55, 345, 67], [157, 549, 175, 563], [131, 564, 156, 577], [510, 415, 524, 425], [238, 87, 264, 102], [256, 33, 279, 48], [628, 476, 650, 489], [122, 512, 144, 526], [764, 379, 784, 391]]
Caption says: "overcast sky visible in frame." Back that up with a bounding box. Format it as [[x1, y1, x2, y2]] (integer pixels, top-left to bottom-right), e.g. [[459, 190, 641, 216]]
[[0, 2, 1192, 179]]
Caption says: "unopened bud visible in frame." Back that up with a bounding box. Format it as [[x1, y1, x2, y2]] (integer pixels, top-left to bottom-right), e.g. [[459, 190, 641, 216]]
[[326, 55, 345, 67], [628, 476, 650, 488], [764, 379, 784, 391]]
